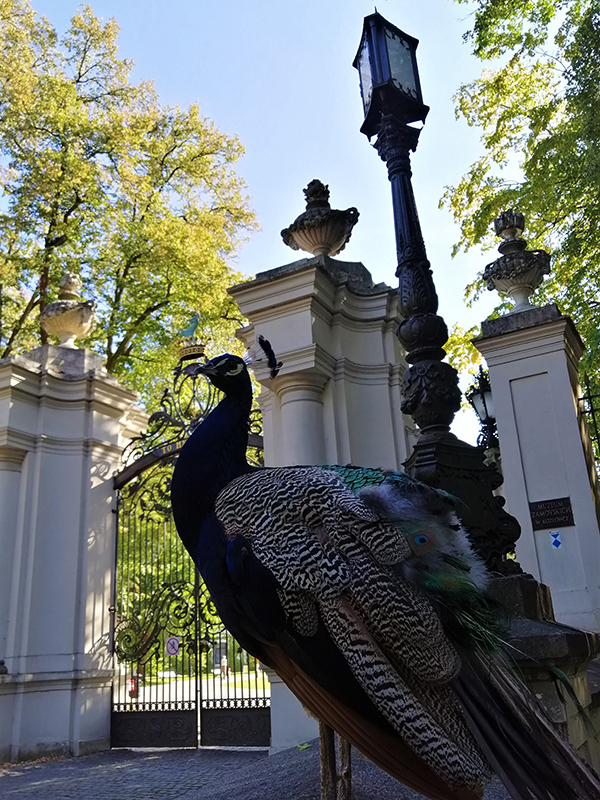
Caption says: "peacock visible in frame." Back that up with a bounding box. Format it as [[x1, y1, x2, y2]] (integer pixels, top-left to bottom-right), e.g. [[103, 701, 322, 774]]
[[170, 338, 600, 800]]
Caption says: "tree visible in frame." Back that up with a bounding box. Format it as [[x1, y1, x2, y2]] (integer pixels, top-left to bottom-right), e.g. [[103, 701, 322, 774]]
[[0, 1, 254, 405], [443, 0, 600, 383]]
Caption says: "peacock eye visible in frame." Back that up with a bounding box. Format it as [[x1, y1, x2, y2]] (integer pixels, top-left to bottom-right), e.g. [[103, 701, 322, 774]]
[[415, 535, 428, 545], [225, 361, 243, 376]]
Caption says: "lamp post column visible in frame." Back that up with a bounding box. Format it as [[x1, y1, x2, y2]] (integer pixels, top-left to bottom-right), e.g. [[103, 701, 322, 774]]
[[375, 113, 461, 436], [353, 10, 521, 570], [370, 114, 520, 572]]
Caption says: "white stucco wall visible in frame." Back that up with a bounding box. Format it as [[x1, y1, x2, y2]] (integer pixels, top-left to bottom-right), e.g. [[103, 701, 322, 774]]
[[476, 310, 600, 631], [0, 347, 144, 761]]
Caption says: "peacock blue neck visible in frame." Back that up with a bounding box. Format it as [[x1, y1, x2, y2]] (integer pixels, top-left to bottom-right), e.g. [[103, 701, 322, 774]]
[[171, 380, 253, 556]]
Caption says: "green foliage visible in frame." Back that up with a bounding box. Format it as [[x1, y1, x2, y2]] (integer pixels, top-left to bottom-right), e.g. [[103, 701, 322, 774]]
[[443, 323, 482, 377], [456, 0, 565, 58], [0, 1, 254, 405], [445, 0, 600, 383]]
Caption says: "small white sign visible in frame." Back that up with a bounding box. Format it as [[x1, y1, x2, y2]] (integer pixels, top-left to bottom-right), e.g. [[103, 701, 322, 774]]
[[550, 531, 562, 549], [166, 636, 180, 656]]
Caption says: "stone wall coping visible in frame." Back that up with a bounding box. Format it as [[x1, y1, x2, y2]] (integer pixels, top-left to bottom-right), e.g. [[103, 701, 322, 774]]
[[476, 305, 584, 360], [230, 253, 391, 297], [480, 303, 563, 336], [230, 264, 396, 327], [508, 617, 599, 664], [487, 575, 599, 664], [0, 356, 141, 417], [473, 314, 584, 374], [0, 348, 139, 403]]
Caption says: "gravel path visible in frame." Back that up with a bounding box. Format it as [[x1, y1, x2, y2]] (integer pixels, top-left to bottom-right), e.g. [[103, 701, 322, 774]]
[[0, 741, 511, 800]]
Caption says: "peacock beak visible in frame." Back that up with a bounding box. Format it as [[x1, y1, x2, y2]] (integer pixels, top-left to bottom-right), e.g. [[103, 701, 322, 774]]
[[197, 361, 219, 377]]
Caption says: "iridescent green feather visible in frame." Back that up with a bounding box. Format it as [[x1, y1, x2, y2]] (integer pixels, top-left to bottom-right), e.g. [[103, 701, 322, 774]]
[[322, 464, 505, 654], [322, 464, 389, 491]]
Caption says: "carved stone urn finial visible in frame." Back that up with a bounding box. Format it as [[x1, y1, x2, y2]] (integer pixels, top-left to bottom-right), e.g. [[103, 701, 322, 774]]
[[483, 210, 551, 313], [40, 272, 97, 349], [281, 180, 359, 257]]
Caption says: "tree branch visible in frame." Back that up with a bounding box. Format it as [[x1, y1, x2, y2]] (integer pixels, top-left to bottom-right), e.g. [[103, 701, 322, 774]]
[[1, 290, 40, 359], [105, 298, 170, 372]]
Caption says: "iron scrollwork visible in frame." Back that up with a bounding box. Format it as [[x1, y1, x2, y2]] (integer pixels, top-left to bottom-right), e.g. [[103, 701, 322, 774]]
[[112, 341, 269, 749], [120, 459, 175, 518], [120, 360, 221, 469], [114, 581, 197, 665]]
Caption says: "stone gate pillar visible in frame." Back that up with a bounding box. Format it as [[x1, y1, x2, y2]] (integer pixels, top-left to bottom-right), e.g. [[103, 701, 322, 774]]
[[230, 254, 415, 471], [229, 253, 414, 751], [0, 346, 144, 761], [475, 306, 600, 632]]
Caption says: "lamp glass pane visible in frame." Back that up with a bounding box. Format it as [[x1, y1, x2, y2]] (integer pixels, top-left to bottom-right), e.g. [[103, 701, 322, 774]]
[[483, 390, 495, 421], [470, 392, 486, 422], [357, 35, 373, 112], [385, 28, 417, 99]]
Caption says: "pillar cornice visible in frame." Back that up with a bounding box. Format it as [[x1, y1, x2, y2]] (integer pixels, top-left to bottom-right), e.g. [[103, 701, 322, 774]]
[[0, 445, 27, 470], [474, 314, 583, 367], [0, 352, 139, 416]]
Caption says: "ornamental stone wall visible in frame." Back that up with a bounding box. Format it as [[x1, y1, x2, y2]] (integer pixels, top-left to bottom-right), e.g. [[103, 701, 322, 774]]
[[0, 346, 144, 762], [230, 254, 416, 471]]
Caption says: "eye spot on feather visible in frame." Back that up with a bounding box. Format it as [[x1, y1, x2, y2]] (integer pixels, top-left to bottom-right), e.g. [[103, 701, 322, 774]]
[[407, 531, 436, 555]]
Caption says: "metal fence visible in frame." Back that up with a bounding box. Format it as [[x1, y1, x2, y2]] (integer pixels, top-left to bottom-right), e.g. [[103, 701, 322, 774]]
[[110, 358, 270, 748], [579, 375, 600, 476]]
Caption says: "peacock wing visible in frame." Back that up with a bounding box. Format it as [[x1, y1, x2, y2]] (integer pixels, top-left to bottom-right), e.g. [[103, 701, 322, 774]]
[[215, 465, 491, 793]]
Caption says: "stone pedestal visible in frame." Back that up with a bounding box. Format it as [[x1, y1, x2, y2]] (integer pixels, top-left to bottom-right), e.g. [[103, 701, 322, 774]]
[[474, 305, 600, 631], [403, 432, 521, 575], [487, 575, 600, 771], [229, 254, 414, 751], [262, 668, 319, 753], [0, 346, 144, 761]]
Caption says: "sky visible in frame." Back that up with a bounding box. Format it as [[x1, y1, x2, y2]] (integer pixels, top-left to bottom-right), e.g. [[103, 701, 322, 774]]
[[32, 0, 504, 441]]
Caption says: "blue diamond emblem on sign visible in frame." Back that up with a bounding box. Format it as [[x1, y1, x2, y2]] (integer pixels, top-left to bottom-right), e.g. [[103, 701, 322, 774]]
[[550, 532, 562, 549]]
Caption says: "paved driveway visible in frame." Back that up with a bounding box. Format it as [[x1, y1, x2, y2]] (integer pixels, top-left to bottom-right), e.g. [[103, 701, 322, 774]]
[[0, 742, 510, 800]]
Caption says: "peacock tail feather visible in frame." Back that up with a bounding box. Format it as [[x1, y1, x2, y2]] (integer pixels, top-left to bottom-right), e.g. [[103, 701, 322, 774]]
[[215, 465, 491, 790]]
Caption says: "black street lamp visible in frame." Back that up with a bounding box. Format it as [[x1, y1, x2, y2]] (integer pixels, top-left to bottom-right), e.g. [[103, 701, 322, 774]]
[[353, 12, 520, 574], [353, 11, 460, 437], [354, 14, 429, 137], [466, 367, 499, 450]]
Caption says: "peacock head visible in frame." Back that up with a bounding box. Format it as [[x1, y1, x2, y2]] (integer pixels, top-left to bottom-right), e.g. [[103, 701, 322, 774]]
[[198, 353, 251, 396]]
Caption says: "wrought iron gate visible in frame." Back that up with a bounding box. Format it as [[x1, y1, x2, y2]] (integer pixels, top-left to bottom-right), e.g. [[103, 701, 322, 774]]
[[111, 350, 270, 748]]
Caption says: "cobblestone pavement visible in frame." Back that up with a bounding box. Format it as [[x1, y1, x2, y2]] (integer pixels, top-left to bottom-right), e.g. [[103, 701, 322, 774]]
[[0, 742, 510, 800]]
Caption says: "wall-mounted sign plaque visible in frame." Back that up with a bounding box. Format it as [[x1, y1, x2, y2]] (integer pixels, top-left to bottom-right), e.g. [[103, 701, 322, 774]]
[[529, 497, 574, 531]]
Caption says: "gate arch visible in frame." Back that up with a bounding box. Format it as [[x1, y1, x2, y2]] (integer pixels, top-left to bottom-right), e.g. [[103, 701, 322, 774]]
[[110, 352, 270, 748]]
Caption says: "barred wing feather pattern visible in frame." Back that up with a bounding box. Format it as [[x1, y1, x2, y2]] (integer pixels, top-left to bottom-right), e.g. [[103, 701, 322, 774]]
[[215, 465, 491, 792]]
